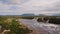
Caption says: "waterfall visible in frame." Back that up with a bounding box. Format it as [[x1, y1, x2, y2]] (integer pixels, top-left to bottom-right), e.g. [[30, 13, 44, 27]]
[[42, 17, 49, 23], [20, 19, 60, 34]]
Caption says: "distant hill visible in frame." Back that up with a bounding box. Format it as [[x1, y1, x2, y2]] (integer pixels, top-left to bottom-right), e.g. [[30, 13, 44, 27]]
[[20, 14, 36, 16], [20, 14, 48, 16], [38, 14, 60, 16], [52, 14, 60, 16], [38, 14, 46, 16]]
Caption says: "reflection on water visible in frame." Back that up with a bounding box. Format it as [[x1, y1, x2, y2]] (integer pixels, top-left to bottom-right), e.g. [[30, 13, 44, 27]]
[[20, 19, 60, 34]]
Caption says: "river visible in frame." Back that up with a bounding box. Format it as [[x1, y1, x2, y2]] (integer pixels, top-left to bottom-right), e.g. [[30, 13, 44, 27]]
[[19, 19, 60, 34]]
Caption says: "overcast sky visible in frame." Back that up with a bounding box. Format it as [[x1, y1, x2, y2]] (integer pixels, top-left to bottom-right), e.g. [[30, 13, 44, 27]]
[[0, 0, 60, 15]]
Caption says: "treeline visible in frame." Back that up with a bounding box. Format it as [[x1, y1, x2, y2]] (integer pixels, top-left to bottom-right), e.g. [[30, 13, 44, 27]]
[[20, 16, 34, 19]]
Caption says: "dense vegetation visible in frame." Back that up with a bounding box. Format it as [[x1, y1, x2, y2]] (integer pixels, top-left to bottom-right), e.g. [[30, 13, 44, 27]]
[[49, 17, 60, 24], [37, 16, 60, 24], [0, 16, 32, 34]]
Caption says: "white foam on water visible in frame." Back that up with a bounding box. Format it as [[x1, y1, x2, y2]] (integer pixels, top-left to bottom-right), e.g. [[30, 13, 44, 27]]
[[20, 19, 60, 34]]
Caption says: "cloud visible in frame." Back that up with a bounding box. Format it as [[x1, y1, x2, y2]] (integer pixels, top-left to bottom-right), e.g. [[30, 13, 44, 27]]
[[0, 0, 60, 15]]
